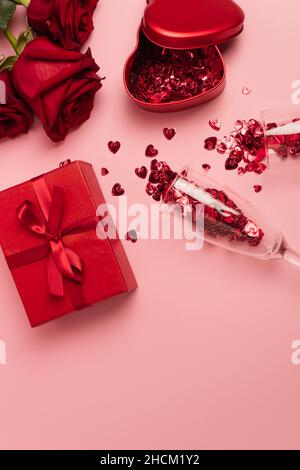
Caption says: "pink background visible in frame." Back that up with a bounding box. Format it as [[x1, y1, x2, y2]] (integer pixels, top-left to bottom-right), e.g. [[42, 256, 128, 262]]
[[1, 0, 300, 450]]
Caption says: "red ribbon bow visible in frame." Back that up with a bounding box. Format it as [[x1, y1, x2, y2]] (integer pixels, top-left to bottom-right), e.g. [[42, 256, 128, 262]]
[[11, 185, 99, 298]]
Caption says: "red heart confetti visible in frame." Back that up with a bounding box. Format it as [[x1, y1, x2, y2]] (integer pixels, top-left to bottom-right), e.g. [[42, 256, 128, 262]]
[[163, 127, 176, 140], [150, 159, 158, 170], [203, 118, 268, 175], [145, 144, 159, 157], [101, 167, 109, 176], [277, 145, 288, 158], [144, 161, 177, 202], [202, 163, 211, 172], [254, 185, 262, 193], [108, 141, 121, 154], [225, 156, 239, 170], [146, 182, 156, 195], [129, 35, 224, 104], [242, 87, 251, 95], [234, 120, 243, 131], [125, 230, 138, 243], [135, 166, 148, 179], [216, 141, 227, 154], [209, 118, 221, 131], [152, 192, 162, 201], [204, 137, 218, 151], [112, 183, 125, 196]]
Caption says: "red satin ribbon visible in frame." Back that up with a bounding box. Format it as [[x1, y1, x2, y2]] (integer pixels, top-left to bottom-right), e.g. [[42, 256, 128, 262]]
[[6, 184, 99, 299]]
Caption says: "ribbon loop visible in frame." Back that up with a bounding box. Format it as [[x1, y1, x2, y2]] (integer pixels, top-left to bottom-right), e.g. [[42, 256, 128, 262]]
[[15, 185, 86, 298], [17, 200, 48, 237]]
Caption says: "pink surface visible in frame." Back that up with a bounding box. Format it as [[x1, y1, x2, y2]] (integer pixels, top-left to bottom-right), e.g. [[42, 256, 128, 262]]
[[1, 0, 300, 450]]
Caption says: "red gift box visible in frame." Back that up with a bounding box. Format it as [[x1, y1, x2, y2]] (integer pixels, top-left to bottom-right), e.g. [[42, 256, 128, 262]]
[[124, 0, 245, 112], [0, 161, 137, 327]]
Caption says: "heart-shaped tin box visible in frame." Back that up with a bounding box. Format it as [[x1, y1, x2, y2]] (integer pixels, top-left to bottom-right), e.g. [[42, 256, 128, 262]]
[[124, 0, 245, 112]]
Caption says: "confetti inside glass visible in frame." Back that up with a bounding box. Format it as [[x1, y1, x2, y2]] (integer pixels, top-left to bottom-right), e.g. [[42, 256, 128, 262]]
[[143, 162, 300, 271]]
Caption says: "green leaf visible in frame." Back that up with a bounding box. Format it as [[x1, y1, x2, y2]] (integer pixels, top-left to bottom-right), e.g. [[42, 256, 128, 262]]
[[0, 0, 16, 30], [0, 54, 17, 71], [16, 27, 35, 54]]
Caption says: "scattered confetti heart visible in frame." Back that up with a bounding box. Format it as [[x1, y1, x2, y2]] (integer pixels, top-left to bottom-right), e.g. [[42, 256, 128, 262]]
[[242, 87, 251, 95], [152, 192, 161, 201], [225, 156, 239, 170], [234, 120, 244, 131], [101, 167, 109, 176], [202, 163, 211, 172], [204, 137, 218, 151], [151, 159, 158, 170], [125, 230, 138, 243], [217, 141, 227, 154], [254, 185, 262, 193], [163, 127, 176, 140], [108, 141, 121, 154], [209, 118, 221, 131], [146, 182, 155, 195], [135, 166, 148, 179], [112, 183, 125, 196], [145, 144, 159, 157], [204, 118, 268, 176]]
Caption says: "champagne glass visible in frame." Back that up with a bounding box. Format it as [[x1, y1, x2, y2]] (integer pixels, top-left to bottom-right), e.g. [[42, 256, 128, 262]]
[[162, 166, 300, 268]]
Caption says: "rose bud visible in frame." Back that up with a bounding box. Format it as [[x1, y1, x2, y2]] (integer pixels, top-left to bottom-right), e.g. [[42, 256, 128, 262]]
[[0, 70, 33, 140], [27, 0, 99, 50], [12, 37, 103, 142]]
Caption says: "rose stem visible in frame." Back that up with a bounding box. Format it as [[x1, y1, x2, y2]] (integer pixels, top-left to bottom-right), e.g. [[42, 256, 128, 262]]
[[3, 28, 18, 54]]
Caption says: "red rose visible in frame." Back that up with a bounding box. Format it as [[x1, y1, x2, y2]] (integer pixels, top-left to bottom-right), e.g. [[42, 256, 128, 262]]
[[0, 70, 33, 140], [12, 37, 102, 142], [27, 0, 99, 50]]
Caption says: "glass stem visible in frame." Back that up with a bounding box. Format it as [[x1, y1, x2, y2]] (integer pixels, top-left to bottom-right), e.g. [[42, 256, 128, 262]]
[[283, 247, 300, 269]]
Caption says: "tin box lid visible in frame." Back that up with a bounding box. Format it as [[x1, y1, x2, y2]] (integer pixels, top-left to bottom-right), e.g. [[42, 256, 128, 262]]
[[142, 0, 245, 49]]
